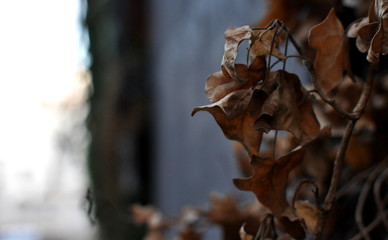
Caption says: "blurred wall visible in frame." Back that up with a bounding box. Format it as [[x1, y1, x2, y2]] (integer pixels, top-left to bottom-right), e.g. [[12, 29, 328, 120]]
[[150, 0, 264, 214], [86, 0, 265, 239]]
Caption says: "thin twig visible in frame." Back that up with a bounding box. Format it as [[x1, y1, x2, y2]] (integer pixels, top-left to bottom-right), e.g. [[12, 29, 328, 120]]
[[350, 209, 388, 240], [264, 24, 280, 82], [323, 119, 356, 208], [282, 33, 289, 71], [335, 157, 388, 199], [277, 21, 304, 56], [373, 168, 388, 229], [335, 167, 374, 199], [286, 55, 313, 64], [269, 59, 282, 70], [311, 61, 378, 240], [323, 62, 377, 208], [352, 63, 377, 115], [312, 72, 358, 120], [354, 167, 382, 240]]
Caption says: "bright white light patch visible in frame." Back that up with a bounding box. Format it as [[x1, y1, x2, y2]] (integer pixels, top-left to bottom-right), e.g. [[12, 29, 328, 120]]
[[0, 1, 94, 239]]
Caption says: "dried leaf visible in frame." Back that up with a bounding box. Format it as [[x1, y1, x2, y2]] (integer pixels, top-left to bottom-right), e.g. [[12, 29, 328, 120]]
[[206, 194, 253, 240], [254, 70, 321, 145], [195, 70, 320, 155], [345, 130, 374, 170], [374, 0, 388, 18], [233, 147, 306, 239], [347, 0, 388, 62], [309, 8, 351, 93], [205, 57, 266, 102], [368, 20, 387, 62], [222, 25, 253, 82], [298, 126, 333, 192], [239, 224, 254, 240], [131, 204, 158, 225], [131, 205, 169, 240], [347, 2, 380, 57], [356, 21, 380, 53], [179, 227, 202, 240], [277, 217, 305, 240], [192, 88, 266, 156], [250, 28, 286, 61], [294, 200, 320, 234], [254, 215, 277, 240], [144, 231, 167, 240], [234, 142, 252, 177], [207, 194, 245, 225]]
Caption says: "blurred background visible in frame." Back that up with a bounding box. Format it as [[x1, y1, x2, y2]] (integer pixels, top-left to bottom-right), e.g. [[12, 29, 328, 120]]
[[0, 0, 93, 239], [0, 0, 265, 239]]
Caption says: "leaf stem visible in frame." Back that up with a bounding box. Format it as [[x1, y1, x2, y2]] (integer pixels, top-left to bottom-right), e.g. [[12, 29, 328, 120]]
[[306, 64, 359, 120], [282, 33, 289, 71], [264, 24, 280, 82]]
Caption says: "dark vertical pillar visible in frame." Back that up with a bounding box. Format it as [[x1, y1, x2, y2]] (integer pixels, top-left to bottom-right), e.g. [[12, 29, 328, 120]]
[[85, 0, 151, 239]]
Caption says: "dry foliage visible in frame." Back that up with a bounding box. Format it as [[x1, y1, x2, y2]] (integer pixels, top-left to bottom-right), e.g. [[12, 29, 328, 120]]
[[133, 1, 388, 240]]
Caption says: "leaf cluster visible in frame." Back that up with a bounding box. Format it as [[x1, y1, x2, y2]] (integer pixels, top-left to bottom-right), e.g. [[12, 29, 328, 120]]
[[134, 1, 388, 240]]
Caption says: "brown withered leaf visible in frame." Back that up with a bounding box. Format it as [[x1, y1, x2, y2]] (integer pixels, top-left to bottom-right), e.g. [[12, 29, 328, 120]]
[[131, 205, 169, 240], [369, 20, 388, 62], [309, 8, 352, 93], [347, 0, 388, 62], [254, 70, 321, 145], [144, 231, 167, 240], [233, 147, 306, 239], [368, 0, 388, 61], [250, 28, 286, 61], [222, 25, 252, 82], [345, 129, 374, 170], [192, 88, 266, 156], [294, 200, 320, 234], [239, 224, 254, 240], [206, 194, 250, 240], [347, 3, 377, 53], [374, 0, 388, 17], [234, 142, 252, 177], [356, 21, 380, 53], [131, 204, 158, 225], [179, 227, 202, 240], [205, 57, 266, 103], [254, 214, 277, 240], [207, 194, 246, 225]]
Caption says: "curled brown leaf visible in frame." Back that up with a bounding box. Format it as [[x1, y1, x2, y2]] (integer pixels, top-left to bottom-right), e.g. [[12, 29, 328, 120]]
[[192, 88, 266, 156], [205, 57, 266, 103], [254, 70, 321, 145], [294, 200, 320, 234], [347, 0, 388, 62], [239, 224, 254, 240]]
